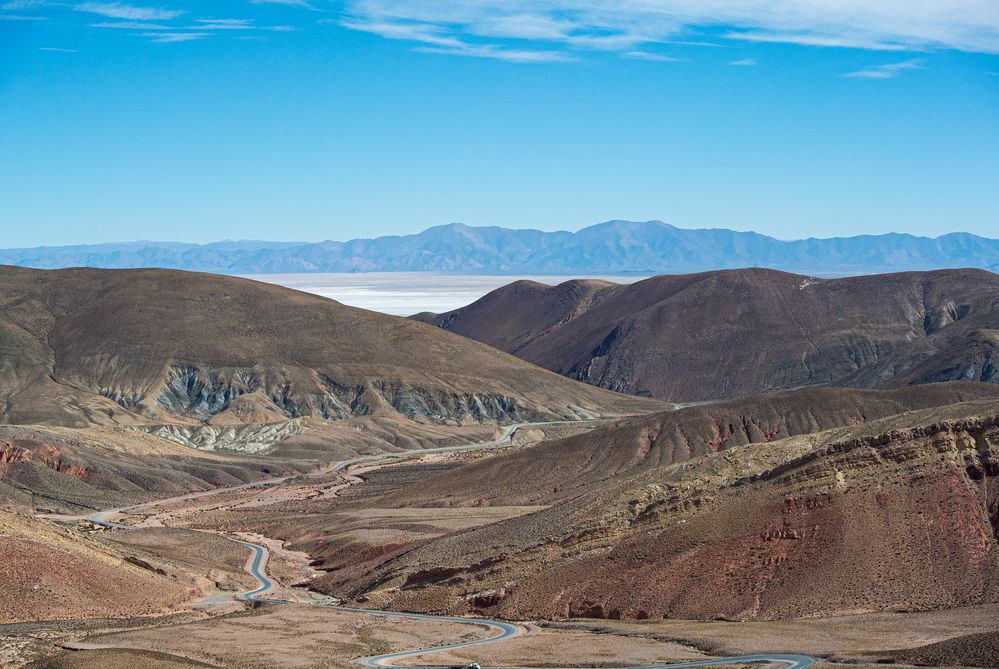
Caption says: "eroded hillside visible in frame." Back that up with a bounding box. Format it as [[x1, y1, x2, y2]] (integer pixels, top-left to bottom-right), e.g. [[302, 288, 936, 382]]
[[416, 269, 999, 402], [325, 396, 999, 621], [0, 266, 659, 428]]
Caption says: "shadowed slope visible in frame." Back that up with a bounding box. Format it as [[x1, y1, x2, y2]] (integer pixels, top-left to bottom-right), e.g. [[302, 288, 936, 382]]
[[416, 268, 999, 402]]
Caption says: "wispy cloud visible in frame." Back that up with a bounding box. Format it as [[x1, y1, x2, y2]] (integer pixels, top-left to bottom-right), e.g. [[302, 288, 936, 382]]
[[2, 0, 52, 8], [623, 51, 679, 62], [142, 31, 204, 42], [194, 18, 261, 30], [39, 46, 77, 51], [336, 1, 999, 62], [724, 31, 910, 51], [249, 0, 316, 8], [91, 16, 294, 33], [728, 58, 757, 66], [0, 12, 46, 19], [75, 2, 182, 21], [336, 18, 572, 62], [91, 20, 168, 28], [195, 18, 294, 31], [843, 59, 922, 79]]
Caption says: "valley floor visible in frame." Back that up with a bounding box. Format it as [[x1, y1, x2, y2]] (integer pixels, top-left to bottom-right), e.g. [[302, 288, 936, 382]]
[[4, 423, 997, 669], [6, 603, 997, 669]]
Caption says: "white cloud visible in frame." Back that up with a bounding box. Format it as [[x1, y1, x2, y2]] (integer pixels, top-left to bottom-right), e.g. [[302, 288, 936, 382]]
[[75, 2, 182, 21], [142, 31, 205, 42], [728, 57, 757, 66], [39, 46, 77, 51], [0, 12, 46, 18], [195, 18, 294, 31], [338, 18, 572, 62], [843, 59, 922, 79], [91, 20, 168, 28], [623, 50, 679, 62], [724, 31, 909, 51], [195, 18, 255, 29], [91, 16, 294, 33], [415, 44, 575, 62], [249, 0, 316, 8], [2, 0, 52, 9], [337, 1, 999, 58]]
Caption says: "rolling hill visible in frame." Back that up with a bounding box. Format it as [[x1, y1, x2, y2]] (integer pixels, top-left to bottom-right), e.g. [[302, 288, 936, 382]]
[[0, 266, 658, 428], [321, 385, 999, 621], [414, 268, 999, 402]]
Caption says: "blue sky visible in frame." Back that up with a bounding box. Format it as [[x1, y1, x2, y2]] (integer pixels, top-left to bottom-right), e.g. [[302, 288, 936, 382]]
[[1, 1, 998, 247]]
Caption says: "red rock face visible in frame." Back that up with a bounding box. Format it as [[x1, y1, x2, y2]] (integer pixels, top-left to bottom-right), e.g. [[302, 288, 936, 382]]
[[497, 465, 998, 621], [0, 438, 90, 481], [0, 440, 62, 469], [351, 414, 999, 622], [516, 456, 998, 621]]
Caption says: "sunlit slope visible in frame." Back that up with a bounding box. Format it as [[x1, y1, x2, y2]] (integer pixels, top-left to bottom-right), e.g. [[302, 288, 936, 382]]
[[0, 266, 660, 427]]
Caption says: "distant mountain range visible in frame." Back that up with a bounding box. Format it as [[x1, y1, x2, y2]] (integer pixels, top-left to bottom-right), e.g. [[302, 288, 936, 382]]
[[3, 221, 999, 274]]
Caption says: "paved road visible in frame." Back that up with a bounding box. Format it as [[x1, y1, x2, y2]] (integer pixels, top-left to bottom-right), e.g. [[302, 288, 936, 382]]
[[228, 538, 813, 669], [63, 420, 816, 669], [72, 421, 538, 529], [233, 539, 280, 603]]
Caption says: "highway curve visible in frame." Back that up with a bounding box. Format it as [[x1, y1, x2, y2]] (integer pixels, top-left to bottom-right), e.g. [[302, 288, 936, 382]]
[[232, 535, 814, 669], [74, 422, 817, 669]]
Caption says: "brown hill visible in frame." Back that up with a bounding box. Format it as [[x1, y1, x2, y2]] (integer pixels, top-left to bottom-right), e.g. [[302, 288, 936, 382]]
[[385, 383, 999, 508], [0, 511, 191, 623], [321, 391, 999, 621], [882, 630, 999, 667], [411, 278, 621, 356], [414, 269, 999, 402], [0, 424, 314, 513], [0, 266, 658, 428]]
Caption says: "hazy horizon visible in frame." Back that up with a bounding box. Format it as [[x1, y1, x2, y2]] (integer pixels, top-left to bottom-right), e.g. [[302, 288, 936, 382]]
[[2, 219, 999, 251]]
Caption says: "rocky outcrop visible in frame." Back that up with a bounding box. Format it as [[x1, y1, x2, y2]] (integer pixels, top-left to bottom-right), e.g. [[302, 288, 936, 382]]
[[137, 421, 304, 453], [155, 366, 257, 419], [332, 403, 999, 621], [0, 439, 87, 478], [113, 364, 567, 427], [373, 382, 547, 424]]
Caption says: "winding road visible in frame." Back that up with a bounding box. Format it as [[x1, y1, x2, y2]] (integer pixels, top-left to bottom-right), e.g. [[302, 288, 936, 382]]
[[73, 421, 816, 669], [232, 535, 814, 669], [78, 422, 530, 529]]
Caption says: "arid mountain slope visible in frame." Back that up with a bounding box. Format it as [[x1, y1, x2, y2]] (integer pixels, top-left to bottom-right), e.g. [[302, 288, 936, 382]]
[[0, 511, 192, 623], [385, 383, 999, 508], [411, 278, 621, 356], [322, 394, 999, 621], [415, 269, 999, 402], [0, 424, 313, 513], [0, 266, 658, 428]]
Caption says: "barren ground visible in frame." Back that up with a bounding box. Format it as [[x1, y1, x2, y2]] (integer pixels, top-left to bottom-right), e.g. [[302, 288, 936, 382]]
[[6, 420, 999, 669]]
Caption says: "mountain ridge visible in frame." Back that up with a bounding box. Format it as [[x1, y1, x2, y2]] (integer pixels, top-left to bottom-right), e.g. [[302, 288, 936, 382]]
[[4, 221, 999, 274], [414, 268, 999, 402], [0, 266, 658, 428]]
